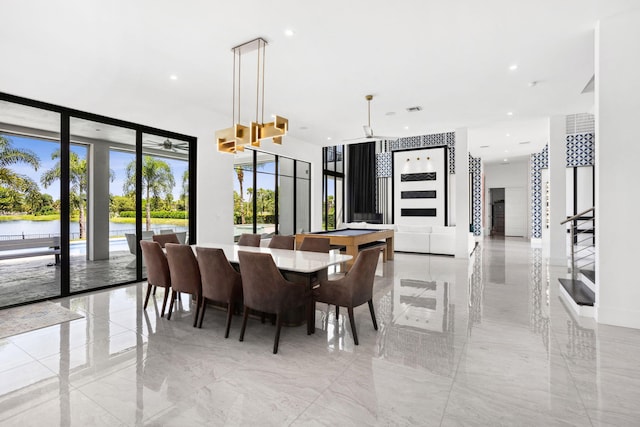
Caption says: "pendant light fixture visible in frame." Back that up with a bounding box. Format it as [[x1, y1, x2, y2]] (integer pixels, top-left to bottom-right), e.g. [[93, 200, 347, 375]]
[[217, 37, 288, 154]]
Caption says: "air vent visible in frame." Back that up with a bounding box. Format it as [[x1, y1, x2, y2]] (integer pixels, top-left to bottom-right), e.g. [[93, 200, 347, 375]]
[[406, 106, 423, 112], [518, 141, 531, 145], [480, 145, 490, 148], [566, 113, 594, 134]]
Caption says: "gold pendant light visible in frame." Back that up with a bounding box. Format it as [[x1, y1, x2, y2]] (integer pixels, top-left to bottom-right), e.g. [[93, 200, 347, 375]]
[[217, 38, 288, 153]]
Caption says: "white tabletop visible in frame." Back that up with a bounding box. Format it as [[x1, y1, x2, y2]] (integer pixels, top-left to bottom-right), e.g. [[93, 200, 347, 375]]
[[194, 243, 353, 274]]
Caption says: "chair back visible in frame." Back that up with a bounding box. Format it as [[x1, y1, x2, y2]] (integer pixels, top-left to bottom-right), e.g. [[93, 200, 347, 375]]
[[238, 251, 293, 313], [140, 240, 171, 288], [165, 243, 201, 294], [152, 233, 180, 248], [160, 229, 174, 234], [142, 231, 155, 240], [268, 235, 295, 250], [298, 237, 330, 253], [237, 233, 261, 247], [196, 247, 242, 302], [344, 247, 380, 305]]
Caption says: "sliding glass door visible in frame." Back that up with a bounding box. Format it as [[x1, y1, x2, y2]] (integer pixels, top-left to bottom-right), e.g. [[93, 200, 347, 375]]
[[0, 92, 197, 309], [0, 100, 61, 306]]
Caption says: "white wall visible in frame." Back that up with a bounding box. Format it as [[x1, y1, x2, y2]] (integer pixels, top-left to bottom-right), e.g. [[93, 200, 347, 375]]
[[483, 159, 529, 237], [595, 7, 640, 329]]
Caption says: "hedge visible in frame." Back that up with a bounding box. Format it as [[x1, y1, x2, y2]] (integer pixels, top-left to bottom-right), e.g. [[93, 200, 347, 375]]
[[119, 211, 187, 219]]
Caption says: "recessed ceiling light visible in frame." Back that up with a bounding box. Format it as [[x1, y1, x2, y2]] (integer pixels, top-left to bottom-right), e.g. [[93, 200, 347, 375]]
[[504, 158, 509, 162], [507, 112, 513, 116], [327, 137, 332, 141], [509, 64, 518, 71], [504, 150, 509, 153], [404, 126, 409, 130], [506, 133, 510, 137], [284, 29, 294, 37], [170, 75, 178, 80]]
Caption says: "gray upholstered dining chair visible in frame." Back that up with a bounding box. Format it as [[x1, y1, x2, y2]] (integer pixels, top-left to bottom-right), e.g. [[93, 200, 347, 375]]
[[152, 233, 180, 248], [298, 237, 330, 253], [165, 243, 202, 327], [139, 240, 171, 317], [195, 247, 243, 337], [314, 247, 380, 345], [237, 233, 261, 247], [237, 251, 311, 354], [268, 235, 295, 250]]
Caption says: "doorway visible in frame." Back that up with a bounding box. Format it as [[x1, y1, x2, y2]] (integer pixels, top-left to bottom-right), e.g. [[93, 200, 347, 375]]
[[490, 188, 505, 236]]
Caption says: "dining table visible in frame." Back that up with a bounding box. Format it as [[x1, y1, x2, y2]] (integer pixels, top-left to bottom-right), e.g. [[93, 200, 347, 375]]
[[193, 243, 353, 333]]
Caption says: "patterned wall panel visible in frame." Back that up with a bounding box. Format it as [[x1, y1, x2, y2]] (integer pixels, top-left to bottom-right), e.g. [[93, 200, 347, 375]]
[[469, 154, 482, 236], [530, 145, 549, 239], [530, 132, 594, 239], [376, 152, 392, 178], [391, 131, 456, 174], [566, 133, 594, 167]]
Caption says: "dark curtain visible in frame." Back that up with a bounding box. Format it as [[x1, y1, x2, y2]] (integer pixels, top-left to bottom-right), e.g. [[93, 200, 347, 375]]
[[347, 142, 376, 222]]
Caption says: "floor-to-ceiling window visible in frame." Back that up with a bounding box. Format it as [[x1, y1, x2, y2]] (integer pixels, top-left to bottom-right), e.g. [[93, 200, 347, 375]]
[[232, 149, 310, 239], [0, 92, 196, 309], [0, 100, 61, 306], [323, 145, 344, 230]]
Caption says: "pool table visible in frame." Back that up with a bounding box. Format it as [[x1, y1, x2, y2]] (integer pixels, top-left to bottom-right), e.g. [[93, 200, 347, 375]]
[[295, 228, 394, 269]]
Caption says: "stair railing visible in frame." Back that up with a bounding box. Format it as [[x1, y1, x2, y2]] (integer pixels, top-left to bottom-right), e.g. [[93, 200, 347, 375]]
[[561, 207, 595, 276]]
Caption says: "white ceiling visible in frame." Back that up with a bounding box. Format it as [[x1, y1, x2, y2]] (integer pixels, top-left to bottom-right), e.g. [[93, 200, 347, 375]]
[[0, 0, 636, 162]]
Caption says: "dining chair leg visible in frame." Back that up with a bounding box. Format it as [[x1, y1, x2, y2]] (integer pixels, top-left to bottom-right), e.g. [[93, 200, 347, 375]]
[[192, 295, 201, 327], [239, 307, 250, 342], [153, 286, 157, 296], [273, 314, 283, 354], [368, 300, 378, 330], [143, 283, 153, 309], [306, 300, 312, 335], [160, 288, 170, 318], [167, 290, 177, 320], [224, 302, 233, 338], [198, 298, 207, 328], [347, 307, 359, 345], [335, 305, 340, 320]]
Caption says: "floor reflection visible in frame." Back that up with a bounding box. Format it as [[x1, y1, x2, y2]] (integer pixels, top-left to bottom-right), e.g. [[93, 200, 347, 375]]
[[2, 239, 640, 424]]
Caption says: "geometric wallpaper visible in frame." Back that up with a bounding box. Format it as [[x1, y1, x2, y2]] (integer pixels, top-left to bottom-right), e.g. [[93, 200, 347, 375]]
[[566, 133, 594, 167], [390, 132, 456, 174], [530, 132, 595, 239], [470, 154, 482, 236], [530, 145, 549, 239]]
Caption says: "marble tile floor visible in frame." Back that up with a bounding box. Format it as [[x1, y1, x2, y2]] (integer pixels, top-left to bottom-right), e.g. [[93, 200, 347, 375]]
[[0, 251, 140, 307], [1, 238, 640, 426]]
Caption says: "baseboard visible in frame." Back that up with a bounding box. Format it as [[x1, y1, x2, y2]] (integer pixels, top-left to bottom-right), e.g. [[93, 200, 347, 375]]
[[596, 305, 640, 329]]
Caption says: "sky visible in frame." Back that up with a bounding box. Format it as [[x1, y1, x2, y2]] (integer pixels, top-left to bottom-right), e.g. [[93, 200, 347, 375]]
[[3, 134, 188, 200]]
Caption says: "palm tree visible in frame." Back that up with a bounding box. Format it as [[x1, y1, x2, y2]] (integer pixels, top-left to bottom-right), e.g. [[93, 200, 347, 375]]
[[41, 149, 88, 238], [234, 165, 245, 224], [124, 156, 175, 231], [0, 135, 41, 206]]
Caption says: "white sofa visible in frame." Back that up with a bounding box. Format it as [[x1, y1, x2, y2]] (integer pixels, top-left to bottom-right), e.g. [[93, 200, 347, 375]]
[[343, 222, 475, 256]]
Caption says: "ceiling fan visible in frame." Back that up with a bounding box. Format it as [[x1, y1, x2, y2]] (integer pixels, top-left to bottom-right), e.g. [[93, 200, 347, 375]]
[[343, 94, 398, 143], [143, 138, 189, 153]]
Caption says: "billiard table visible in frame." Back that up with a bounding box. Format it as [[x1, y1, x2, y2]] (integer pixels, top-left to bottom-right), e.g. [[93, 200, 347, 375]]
[[295, 228, 394, 269]]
